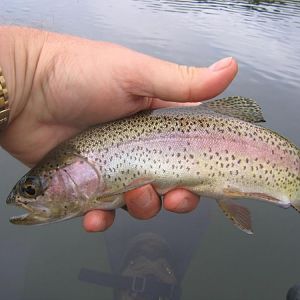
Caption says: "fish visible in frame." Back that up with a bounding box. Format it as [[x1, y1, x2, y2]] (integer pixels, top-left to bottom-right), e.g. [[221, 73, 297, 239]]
[[6, 96, 300, 234]]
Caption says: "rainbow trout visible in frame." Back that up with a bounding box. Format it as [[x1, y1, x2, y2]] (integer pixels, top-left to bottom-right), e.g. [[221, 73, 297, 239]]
[[6, 97, 300, 233]]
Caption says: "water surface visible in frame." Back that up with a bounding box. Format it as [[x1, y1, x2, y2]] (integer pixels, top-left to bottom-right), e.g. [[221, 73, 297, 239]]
[[0, 1, 299, 299]]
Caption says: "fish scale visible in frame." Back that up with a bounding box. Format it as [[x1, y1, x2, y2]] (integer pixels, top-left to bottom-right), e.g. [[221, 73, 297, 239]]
[[6, 96, 300, 233], [76, 109, 299, 200]]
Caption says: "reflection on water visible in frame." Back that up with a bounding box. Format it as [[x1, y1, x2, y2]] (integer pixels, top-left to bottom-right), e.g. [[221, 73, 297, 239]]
[[79, 205, 211, 299], [287, 284, 300, 300], [79, 234, 179, 299]]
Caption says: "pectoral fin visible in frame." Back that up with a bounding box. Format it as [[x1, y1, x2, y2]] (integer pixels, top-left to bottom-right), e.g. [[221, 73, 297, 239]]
[[94, 178, 155, 210], [217, 198, 254, 234], [101, 177, 155, 198]]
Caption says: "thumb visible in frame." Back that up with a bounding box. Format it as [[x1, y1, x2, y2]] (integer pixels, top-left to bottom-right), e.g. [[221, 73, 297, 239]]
[[122, 54, 238, 102]]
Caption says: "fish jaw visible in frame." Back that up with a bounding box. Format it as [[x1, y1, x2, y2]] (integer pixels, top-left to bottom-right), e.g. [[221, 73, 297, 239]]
[[7, 190, 54, 225], [9, 204, 82, 225], [7, 190, 84, 225], [7, 187, 80, 225], [9, 206, 52, 225]]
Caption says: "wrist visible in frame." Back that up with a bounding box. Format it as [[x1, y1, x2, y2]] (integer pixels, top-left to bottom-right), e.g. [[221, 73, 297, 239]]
[[0, 26, 16, 127], [0, 26, 46, 126]]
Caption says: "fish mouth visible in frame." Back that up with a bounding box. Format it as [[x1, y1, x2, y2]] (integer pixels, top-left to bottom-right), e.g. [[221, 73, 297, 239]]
[[9, 211, 51, 225], [8, 202, 51, 225], [10, 212, 35, 225], [6, 187, 51, 225]]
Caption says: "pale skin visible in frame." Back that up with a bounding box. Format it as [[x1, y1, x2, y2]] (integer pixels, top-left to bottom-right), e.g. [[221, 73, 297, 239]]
[[0, 26, 238, 232]]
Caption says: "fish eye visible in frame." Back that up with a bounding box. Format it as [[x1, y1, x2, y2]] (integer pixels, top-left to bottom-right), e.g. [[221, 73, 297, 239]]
[[19, 176, 43, 199]]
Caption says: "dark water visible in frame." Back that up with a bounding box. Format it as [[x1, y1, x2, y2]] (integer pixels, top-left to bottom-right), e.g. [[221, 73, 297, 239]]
[[0, 1, 299, 299]]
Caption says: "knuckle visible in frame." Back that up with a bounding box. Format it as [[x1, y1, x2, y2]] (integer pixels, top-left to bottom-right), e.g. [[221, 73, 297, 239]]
[[177, 65, 198, 101]]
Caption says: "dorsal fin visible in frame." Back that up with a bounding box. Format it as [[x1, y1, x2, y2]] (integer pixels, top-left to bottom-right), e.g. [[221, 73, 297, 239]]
[[200, 96, 265, 123]]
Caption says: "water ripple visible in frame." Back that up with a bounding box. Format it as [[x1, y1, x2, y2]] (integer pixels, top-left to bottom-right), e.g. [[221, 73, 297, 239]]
[[131, 0, 300, 87]]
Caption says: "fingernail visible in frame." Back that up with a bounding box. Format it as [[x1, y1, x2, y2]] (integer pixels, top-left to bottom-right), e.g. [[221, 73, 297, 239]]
[[209, 57, 233, 72]]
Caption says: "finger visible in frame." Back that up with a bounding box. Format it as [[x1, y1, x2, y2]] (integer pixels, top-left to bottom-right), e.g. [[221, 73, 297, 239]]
[[124, 184, 161, 220], [147, 98, 201, 110], [83, 210, 115, 232], [164, 189, 200, 213], [121, 53, 238, 102]]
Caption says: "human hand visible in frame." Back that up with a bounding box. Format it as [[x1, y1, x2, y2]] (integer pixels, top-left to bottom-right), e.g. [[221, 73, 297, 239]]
[[0, 26, 238, 231]]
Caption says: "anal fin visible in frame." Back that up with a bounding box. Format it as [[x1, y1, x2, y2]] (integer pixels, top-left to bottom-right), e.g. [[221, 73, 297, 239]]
[[291, 202, 300, 213], [217, 198, 254, 235]]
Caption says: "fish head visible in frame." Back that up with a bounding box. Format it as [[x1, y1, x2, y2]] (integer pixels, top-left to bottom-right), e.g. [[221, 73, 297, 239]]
[[7, 153, 102, 225]]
